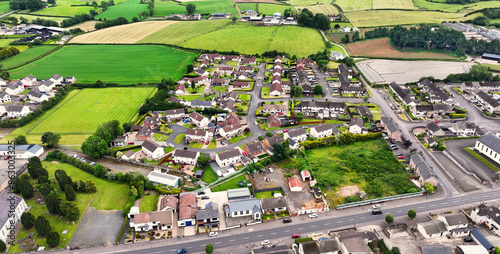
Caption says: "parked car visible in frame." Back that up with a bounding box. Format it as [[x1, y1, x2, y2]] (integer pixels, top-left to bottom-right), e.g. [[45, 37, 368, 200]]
[[451, 120, 456, 123], [197, 191, 205, 195], [128, 142, 134, 145], [209, 232, 218, 237], [261, 240, 270, 245], [396, 153, 403, 157], [283, 129, 289, 133], [397, 155, 405, 159], [178, 249, 188, 253], [391, 146, 398, 150], [201, 196, 209, 200], [309, 213, 318, 218], [3, 156, 9, 160], [463, 237, 473, 242], [292, 234, 301, 239], [283, 218, 292, 223]]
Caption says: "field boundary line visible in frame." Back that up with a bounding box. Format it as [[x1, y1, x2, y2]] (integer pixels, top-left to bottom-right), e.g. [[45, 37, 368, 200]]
[[127, 87, 157, 123], [26, 89, 83, 135], [5, 45, 63, 71]]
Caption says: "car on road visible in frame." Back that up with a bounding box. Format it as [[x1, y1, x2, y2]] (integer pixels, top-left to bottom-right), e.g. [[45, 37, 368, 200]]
[[451, 120, 456, 123], [309, 213, 318, 218], [197, 191, 205, 195], [261, 240, 270, 245], [178, 249, 188, 253], [283, 129, 289, 133], [211, 156, 215, 161], [283, 218, 292, 223], [3, 156, 9, 160], [292, 234, 301, 238], [397, 155, 405, 159], [372, 205, 382, 215], [128, 142, 134, 145], [209, 232, 218, 237]]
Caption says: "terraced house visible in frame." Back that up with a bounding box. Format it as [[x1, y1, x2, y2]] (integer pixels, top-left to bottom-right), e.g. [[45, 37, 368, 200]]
[[309, 124, 333, 138], [185, 129, 211, 143], [216, 149, 242, 167], [173, 149, 199, 165]]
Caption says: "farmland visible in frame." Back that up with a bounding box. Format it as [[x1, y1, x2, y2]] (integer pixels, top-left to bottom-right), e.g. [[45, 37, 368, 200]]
[[139, 19, 231, 45], [154, 0, 238, 16], [69, 21, 100, 32], [336, 0, 415, 11], [268, 26, 325, 57], [32, 5, 96, 16], [7, 14, 68, 24], [95, 0, 148, 21], [0, 45, 59, 70], [153, 0, 189, 16], [413, 0, 500, 12], [29, 87, 154, 134], [236, 3, 295, 15], [70, 21, 177, 43], [346, 38, 457, 60], [0, 1, 10, 13], [10, 45, 196, 83], [289, 0, 331, 6], [295, 4, 339, 14], [344, 10, 468, 27]]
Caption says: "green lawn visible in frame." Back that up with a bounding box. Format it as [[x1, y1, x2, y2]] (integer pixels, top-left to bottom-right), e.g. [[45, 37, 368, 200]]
[[255, 190, 283, 199], [7, 14, 68, 24], [229, 135, 246, 143], [237, 3, 295, 15], [207, 140, 216, 149], [188, 141, 204, 148], [464, 148, 500, 172], [0, 45, 58, 70], [344, 10, 469, 27], [238, 94, 251, 101], [10, 45, 195, 84], [153, 0, 187, 16], [164, 146, 175, 154], [95, 0, 148, 21], [186, 84, 206, 93], [336, 0, 416, 12], [261, 87, 272, 98], [139, 194, 158, 212], [154, 0, 237, 16], [0, 1, 10, 13], [290, 0, 331, 6], [153, 133, 168, 141], [201, 165, 218, 184], [33, 5, 96, 16], [174, 133, 185, 144], [27, 88, 153, 134], [212, 86, 228, 92], [413, 0, 500, 12], [210, 174, 248, 192], [178, 94, 201, 101]]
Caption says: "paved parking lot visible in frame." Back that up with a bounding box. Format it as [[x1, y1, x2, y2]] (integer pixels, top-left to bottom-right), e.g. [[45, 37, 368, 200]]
[[68, 208, 124, 248], [197, 189, 228, 231], [432, 152, 482, 192]]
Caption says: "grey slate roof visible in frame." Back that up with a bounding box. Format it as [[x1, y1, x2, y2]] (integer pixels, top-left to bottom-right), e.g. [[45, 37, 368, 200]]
[[287, 128, 307, 139], [357, 105, 372, 117], [475, 89, 500, 107], [164, 108, 185, 116], [477, 133, 500, 154], [349, 117, 363, 128], [7, 105, 26, 112], [427, 122, 441, 132], [443, 214, 468, 226], [247, 141, 263, 153], [299, 241, 320, 254], [261, 196, 287, 210], [266, 135, 283, 147], [311, 124, 332, 133], [419, 245, 452, 254], [174, 149, 198, 159], [142, 140, 160, 153], [422, 220, 447, 235], [218, 149, 241, 161], [0, 192, 23, 227], [196, 208, 219, 221], [191, 100, 213, 107], [226, 198, 261, 214], [318, 238, 340, 252]]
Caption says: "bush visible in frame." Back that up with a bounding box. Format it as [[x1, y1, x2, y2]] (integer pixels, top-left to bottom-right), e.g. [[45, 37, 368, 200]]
[[122, 195, 138, 216], [46, 231, 60, 247]]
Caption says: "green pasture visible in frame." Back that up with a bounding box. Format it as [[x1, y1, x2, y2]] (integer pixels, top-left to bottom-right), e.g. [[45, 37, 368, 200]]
[[345, 10, 468, 27], [33, 5, 96, 16], [336, 0, 415, 11], [237, 3, 295, 15], [0, 1, 10, 13], [95, 0, 148, 21], [0, 45, 58, 70], [154, 0, 237, 16], [413, 0, 500, 12], [289, 0, 331, 6]]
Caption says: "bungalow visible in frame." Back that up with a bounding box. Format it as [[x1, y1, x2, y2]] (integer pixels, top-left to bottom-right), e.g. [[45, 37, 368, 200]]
[[26, 90, 49, 103], [240, 56, 257, 65], [196, 202, 220, 228], [219, 123, 242, 138], [216, 149, 242, 167], [357, 105, 373, 120], [437, 214, 469, 237], [289, 178, 302, 192], [409, 154, 438, 186], [189, 112, 210, 128], [470, 204, 500, 236], [330, 51, 345, 61], [262, 104, 288, 115], [270, 82, 282, 96], [339, 237, 372, 254], [244, 141, 264, 156], [164, 108, 185, 122], [190, 100, 215, 110], [0, 92, 11, 104], [178, 193, 197, 227], [261, 196, 287, 213], [65, 76, 77, 84], [175, 84, 186, 95], [181, 76, 210, 86], [206, 53, 222, 61], [223, 55, 240, 61], [185, 129, 210, 143], [389, 82, 415, 107], [144, 115, 162, 129], [159, 195, 178, 212], [173, 149, 199, 165], [450, 122, 476, 137], [263, 134, 284, 149], [195, 69, 209, 76], [168, 96, 181, 103], [272, 68, 282, 76], [20, 74, 37, 86], [231, 81, 250, 89], [0, 192, 28, 243], [426, 122, 445, 137], [38, 80, 56, 92], [309, 124, 333, 138], [147, 170, 181, 187], [411, 104, 452, 118], [212, 78, 229, 86], [475, 132, 500, 165], [348, 117, 364, 134], [121, 150, 136, 160], [224, 198, 262, 220], [417, 220, 448, 238], [141, 140, 165, 160], [274, 62, 283, 70], [7, 105, 30, 118], [233, 71, 250, 80], [238, 66, 254, 73], [136, 126, 153, 141], [284, 128, 307, 142], [272, 76, 281, 84], [49, 74, 63, 85], [217, 66, 234, 76], [267, 114, 282, 128], [5, 84, 24, 95], [298, 238, 341, 254], [128, 209, 173, 231]]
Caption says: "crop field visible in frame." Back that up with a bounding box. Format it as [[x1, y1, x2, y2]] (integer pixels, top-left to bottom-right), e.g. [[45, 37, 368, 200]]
[[139, 19, 230, 45], [0, 45, 58, 70], [10, 45, 195, 83], [295, 4, 339, 14], [70, 21, 176, 43], [95, 0, 148, 21], [28, 87, 153, 134], [181, 24, 325, 57], [237, 3, 295, 15], [413, 0, 500, 12], [154, 0, 189, 16], [234, 0, 281, 3], [32, 5, 96, 16], [289, 0, 331, 6], [69, 20, 100, 31], [0, 1, 10, 13], [154, 0, 237, 16], [336, 0, 415, 11], [346, 38, 457, 60], [344, 10, 467, 27]]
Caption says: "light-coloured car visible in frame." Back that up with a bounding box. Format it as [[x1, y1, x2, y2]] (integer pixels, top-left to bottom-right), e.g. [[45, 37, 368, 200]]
[[309, 213, 318, 218], [261, 240, 270, 245], [209, 232, 218, 237]]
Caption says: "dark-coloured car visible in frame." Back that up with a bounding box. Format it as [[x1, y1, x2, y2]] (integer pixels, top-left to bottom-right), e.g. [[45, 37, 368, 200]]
[[372, 208, 382, 215], [197, 191, 205, 195], [178, 249, 188, 253], [283, 218, 292, 223], [463, 237, 473, 242], [201, 196, 209, 200]]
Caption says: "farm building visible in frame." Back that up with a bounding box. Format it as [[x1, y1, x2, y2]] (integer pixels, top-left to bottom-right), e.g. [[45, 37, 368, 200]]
[[301, 170, 311, 181], [147, 169, 181, 187], [289, 178, 302, 192], [482, 53, 500, 62], [0, 144, 44, 159]]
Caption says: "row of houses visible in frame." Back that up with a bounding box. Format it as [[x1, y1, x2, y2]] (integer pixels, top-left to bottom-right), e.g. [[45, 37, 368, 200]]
[[469, 89, 500, 114], [270, 56, 291, 96], [334, 64, 366, 96]]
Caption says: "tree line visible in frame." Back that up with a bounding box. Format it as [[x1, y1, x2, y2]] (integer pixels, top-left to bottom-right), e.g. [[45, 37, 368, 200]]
[[0, 46, 20, 61], [9, 0, 44, 11], [297, 8, 330, 30], [81, 120, 123, 158]]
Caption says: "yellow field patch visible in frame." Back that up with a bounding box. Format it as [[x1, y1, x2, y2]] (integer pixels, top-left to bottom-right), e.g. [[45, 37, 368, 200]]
[[69, 21, 100, 32], [295, 4, 339, 14], [69, 21, 177, 44]]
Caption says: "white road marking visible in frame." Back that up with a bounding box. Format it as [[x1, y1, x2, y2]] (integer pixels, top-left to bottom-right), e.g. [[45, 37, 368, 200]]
[[324, 223, 330, 225], [229, 239, 235, 242], [243, 237, 249, 239], [298, 228, 303, 230], [360, 217, 365, 219], [257, 235, 263, 237], [348, 219, 354, 221], [285, 230, 290, 232], [311, 225, 317, 228], [337, 221, 342, 223], [271, 232, 277, 235], [215, 242, 221, 244]]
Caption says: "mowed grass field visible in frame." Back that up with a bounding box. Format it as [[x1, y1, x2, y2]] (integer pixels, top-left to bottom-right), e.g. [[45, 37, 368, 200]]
[[8, 14, 68, 24], [345, 10, 467, 27], [0, 45, 58, 69], [29, 87, 154, 134], [336, 0, 415, 11], [413, 0, 500, 12], [70, 21, 177, 43], [346, 38, 457, 60], [154, 0, 237, 16], [0, 1, 10, 13], [32, 5, 96, 16], [295, 4, 339, 14], [268, 26, 325, 57], [289, 0, 330, 6], [236, 3, 296, 15], [96, 0, 148, 21], [10, 45, 196, 83]]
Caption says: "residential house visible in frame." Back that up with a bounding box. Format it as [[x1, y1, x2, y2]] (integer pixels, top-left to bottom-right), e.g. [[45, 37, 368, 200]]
[[340, 26, 351, 32], [206, 53, 221, 61], [175, 84, 186, 94], [128, 209, 173, 231], [147, 170, 181, 187], [338, 63, 353, 77], [450, 122, 476, 136], [409, 154, 438, 186], [299, 238, 340, 254], [261, 196, 287, 213], [274, 62, 283, 70], [190, 100, 215, 110], [190, 112, 210, 128], [339, 237, 372, 254], [178, 193, 197, 227], [418, 245, 452, 254], [262, 104, 288, 115], [49, 74, 63, 84], [295, 101, 346, 118], [473, 89, 500, 114], [173, 149, 199, 165], [231, 81, 250, 89], [144, 115, 162, 129], [0, 106, 5, 116], [437, 214, 470, 237], [219, 123, 242, 139], [185, 129, 211, 143], [267, 114, 282, 128], [380, 117, 402, 141], [357, 105, 372, 120], [240, 56, 257, 65], [223, 55, 240, 61], [224, 198, 262, 220], [159, 195, 178, 212], [0, 92, 11, 104], [164, 108, 185, 121], [0, 144, 44, 159], [348, 117, 364, 134], [461, 81, 500, 93], [196, 202, 220, 228], [238, 66, 254, 73], [252, 245, 292, 254], [421, 79, 451, 103], [136, 126, 153, 141], [330, 51, 345, 61], [262, 134, 284, 151], [272, 68, 282, 76], [470, 204, 500, 236], [289, 178, 302, 192], [301, 170, 311, 181], [181, 76, 210, 86], [216, 149, 242, 167], [168, 96, 181, 104], [411, 104, 452, 118], [26, 90, 49, 103], [244, 141, 264, 156], [212, 78, 229, 86], [309, 124, 333, 138], [284, 128, 307, 142], [0, 192, 28, 243], [426, 122, 445, 137], [121, 150, 136, 160], [226, 112, 239, 125], [38, 80, 56, 92], [141, 140, 165, 160], [7, 105, 30, 118], [274, 55, 282, 63], [64, 76, 77, 84], [218, 66, 234, 76], [20, 74, 37, 86], [475, 132, 500, 165], [417, 220, 448, 238], [270, 82, 282, 96], [5, 84, 24, 95], [389, 82, 415, 107], [110, 135, 127, 147], [233, 71, 250, 80], [199, 59, 209, 68]]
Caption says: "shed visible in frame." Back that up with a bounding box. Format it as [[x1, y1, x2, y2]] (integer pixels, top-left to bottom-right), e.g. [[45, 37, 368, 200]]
[[471, 228, 494, 251], [227, 188, 251, 200], [301, 170, 311, 181], [289, 178, 302, 192], [147, 170, 181, 187], [195, 170, 203, 178]]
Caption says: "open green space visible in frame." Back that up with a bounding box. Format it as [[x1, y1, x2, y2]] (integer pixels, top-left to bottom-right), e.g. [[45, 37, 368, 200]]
[[201, 165, 218, 184], [0, 1, 10, 13], [238, 94, 251, 101], [336, 0, 416, 11], [139, 194, 158, 212], [268, 26, 325, 57], [174, 133, 185, 144], [344, 10, 469, 27], [10, 45, 195, 83], [212, 86, 228, 92], [0, 45, 58, 70], [210, 174, 247, 192], [289, 0, 331, 6], [33, 5, 96, 16], [237, 3, 295, 15], [28, 87, 153, 134], [255, 190, 283, 199], [7, 14, 68, 24], [207, 140, 216, 149], [96, 0, 148, 21], [177, 94, 201, 101], [464, 148, 500, 172], [413, 0, 500, 12], [229, 134, 247, 143], [153, 0, 237, 16], [188, 142, 204, 148]]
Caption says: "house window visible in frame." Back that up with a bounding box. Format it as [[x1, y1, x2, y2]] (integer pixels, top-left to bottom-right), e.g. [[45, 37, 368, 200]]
[[240, 211, 244, 215], [246, 210, 250, 214], [234, 212, 237, 216]]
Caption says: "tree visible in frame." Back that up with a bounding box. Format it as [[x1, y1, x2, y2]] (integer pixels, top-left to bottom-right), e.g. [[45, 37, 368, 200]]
[[341, 34, 350, 43], [205, 243, 214, 254], [363, 96, 369, 103], [45, 194, 60, 214], [81, 135, 108, 158], [258, 136, 264, 141], [55, 169, 72, 191], [46, 231, 60, 247], [132, 16, 138, 22], [47, 0, 56, 4], [231, 16, 237, 22], [59, 201, 80, 221], [197, 154, 210, 167], [391, 247, 401, 254], [424, 182, 434, 194], [472, 15, 489, 26], [272, 143, 290, 162], [407, 209, 416, 220], [187, 64, 194, 73], [27, 156, 43, 179], [313, 85, 323, 94], [352, 31, 360, 41], [34, 216, 51, 237], [266, 131, 273, 137], [21, 212, 35, 229], [41, 132, 61, 148], [291, 85, 303, 97], [65, 184, 76, 201], [0, 240, 5, 253], [19, 179, 33, 199], [14, 135, 28, 145], [93, 163, 106, 178], [295, 112, 304, 122], [186, 3, 196, 15], [130, 186, 138, 196], [494, 247, 500, 254], [385, 214, 394, 224], [284, 8, 293, 17]]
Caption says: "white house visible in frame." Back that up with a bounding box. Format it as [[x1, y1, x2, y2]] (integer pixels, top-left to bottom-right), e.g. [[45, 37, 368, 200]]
[[173, 149, 199, 165], [65, 76, 77, 84], [27, 90, 49, 103], [262, 104, 287, 114], [450, 122, 476, 137], [147, 169, 181, 187], [417, 220, 448, 238], [348, 117, 363, 134], [0, 192, 28, 243], [260, 196, 287, 213], [38, 80, 56, 92], [20, 74, 37, 86], [475, 133, 500, 165], [189, 112, 210, 128], [272, 12, 281, 19], [128, 209, 173, 231], [121, 150, 136, 160], [309, 124, 333, 138], [219, 123, 241, 139], [7, 105, 30, 118], [164, 108, 185, 121], [437, 214, 469, 237], [216, 149, 241, 167], [0, 92, 11, 104], [284, 128, 307, 142], [49, 74, 63, 85], [0, 106, 6, 116], [470, 204, 500, 236], [0, 144, 44, 159], [141, 140, 165, 160], [225, 198, 262, 220], [5, 84, 24, 95], [159, 195, 178, 212]]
